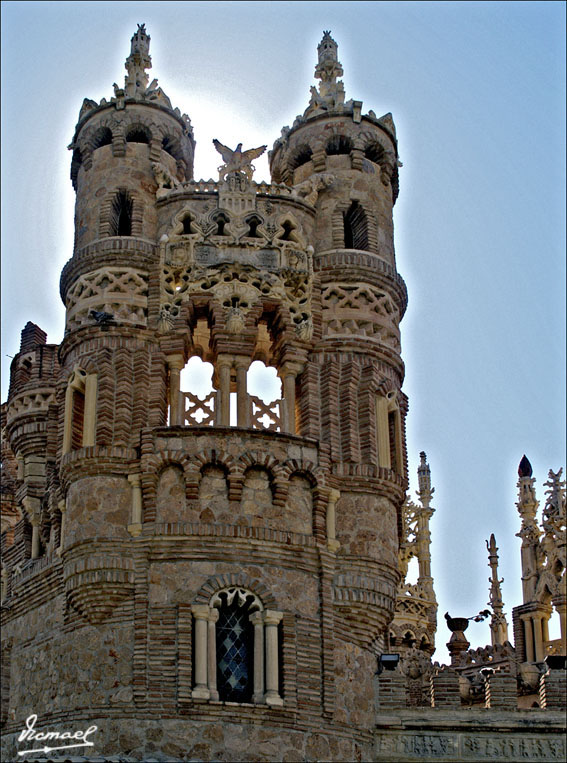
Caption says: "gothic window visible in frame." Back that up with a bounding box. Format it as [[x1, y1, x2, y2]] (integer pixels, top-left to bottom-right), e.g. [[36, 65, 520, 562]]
[[344, 201, 368, 250], [182, 214, 193, 235], [245, 214, 262, 238], [162, 135, 180, 159], [110, 190, 133, 236], [213, 212, 230, 236], [278, 220, 296, 242], [191, 588, 284, 706]]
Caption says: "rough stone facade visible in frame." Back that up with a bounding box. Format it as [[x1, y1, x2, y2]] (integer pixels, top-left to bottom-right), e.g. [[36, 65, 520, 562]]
[[1, 25, 565, 762]]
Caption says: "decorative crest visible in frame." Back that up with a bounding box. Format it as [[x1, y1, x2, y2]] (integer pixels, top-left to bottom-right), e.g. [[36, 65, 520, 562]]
[[212, 139, 267, 182]]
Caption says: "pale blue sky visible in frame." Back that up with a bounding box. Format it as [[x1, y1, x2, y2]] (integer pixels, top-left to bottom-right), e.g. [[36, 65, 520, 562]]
[[1, 1, 565, 659]]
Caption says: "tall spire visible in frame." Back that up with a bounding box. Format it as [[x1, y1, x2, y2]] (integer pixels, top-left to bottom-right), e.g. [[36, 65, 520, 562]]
[[486, 533, 509, 646], [124, 23, 152, 98]]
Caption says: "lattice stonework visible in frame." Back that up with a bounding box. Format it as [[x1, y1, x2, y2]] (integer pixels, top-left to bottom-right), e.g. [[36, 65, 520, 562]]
[[321, 283, 400, 349], [250, 395, 282, 432], [181, 391, 216, 426], [66, 267, 148, 329]]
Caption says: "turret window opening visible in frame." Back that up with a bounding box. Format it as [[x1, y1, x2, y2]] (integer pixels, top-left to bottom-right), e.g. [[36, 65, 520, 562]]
[[344, 201, 368, 250], [375, 392, 402, 474], [110, 190, 133, 236], [92, 127, 112, 150], [126, 126, 151, 144], [364, 142, 384, 165], [289, 145, 313, 172], [326, 135, 353, 155]]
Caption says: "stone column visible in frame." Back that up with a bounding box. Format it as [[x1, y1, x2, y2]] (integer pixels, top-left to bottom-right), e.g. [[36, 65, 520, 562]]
[[167, 354, 185, 426], [128, 473, 143, 536], [250, 610, 265, 703], [326, 488, 341, 553], [523, 616, 535, 662], [192, 604, 211, 699], [82, 373, 98, 446], [542, 614, 550, 646], [235, 358, 250, 428], [57, 499, 66, 554], [31, 518, 40, 560], [533, 615, 545, 662], [264, 610, 283, 706], [280, 362, 301, 434], [217, 358, 232, 426], [207, 608, 219, 700], [554, 599, 566, 647]]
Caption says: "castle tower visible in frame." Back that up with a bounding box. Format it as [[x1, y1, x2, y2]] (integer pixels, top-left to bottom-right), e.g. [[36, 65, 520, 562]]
[[2, 29, 408, 760]]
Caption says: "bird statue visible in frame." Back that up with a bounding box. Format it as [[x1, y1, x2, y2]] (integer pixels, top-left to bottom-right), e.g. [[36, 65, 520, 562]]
[[89, 310, 114, 324], [213, 139, 267, 181]]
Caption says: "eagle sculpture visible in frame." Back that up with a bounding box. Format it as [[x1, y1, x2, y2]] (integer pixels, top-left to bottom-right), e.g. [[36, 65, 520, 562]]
[[213, 139, 267, 181]]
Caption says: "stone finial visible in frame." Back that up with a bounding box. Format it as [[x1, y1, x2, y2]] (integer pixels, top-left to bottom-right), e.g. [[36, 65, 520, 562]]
[[124, 23, 152, 98], [417, 451, 434, 508], [305, 31, 345, 115], [518, 454, 533, 478]]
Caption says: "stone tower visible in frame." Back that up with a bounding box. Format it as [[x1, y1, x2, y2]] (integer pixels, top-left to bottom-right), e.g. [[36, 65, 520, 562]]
[[1, 28, 410, 760]]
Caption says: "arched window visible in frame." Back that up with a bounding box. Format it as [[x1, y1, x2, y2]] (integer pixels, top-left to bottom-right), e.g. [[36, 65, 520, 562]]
[[182, 214, 193, 235], [125, 125, 150, 144], [245, 214, 262, 238], [191, 588, 283, 706], [110, 190, 133, 236], [62, 368, 97, 455], [375, 392, 402, 474], [278, 220, 296, 242], [344, 201, 368, 250], [288, 144, 313, 172], [213, 212, 230, 236], [326, 135, 353, 155], [92, 127, 113, 150], [215, 589, 257, 702]]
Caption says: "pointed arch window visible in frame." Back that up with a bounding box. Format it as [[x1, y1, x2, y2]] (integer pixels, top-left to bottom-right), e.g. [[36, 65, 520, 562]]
[[344, 201, 368, 250], [376, 392, 403, 474]]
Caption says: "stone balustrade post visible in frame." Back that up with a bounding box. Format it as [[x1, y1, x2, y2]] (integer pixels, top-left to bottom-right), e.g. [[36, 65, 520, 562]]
[[217, 357, 232, 426]]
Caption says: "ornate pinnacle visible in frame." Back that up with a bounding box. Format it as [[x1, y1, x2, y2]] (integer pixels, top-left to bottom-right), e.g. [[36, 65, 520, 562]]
[[124, 23, 152, 98], [312, 30, 345, 106], [518, 454, 533, 478], [417, 451, 434, 508], [485, 534, 508, 646]]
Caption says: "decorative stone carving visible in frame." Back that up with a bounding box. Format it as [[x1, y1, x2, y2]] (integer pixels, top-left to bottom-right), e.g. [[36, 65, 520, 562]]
[[213, 139, 267, 182]]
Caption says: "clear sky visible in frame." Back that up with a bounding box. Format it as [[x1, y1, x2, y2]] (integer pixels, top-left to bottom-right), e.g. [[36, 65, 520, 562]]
[[1, 0, 565, 661]]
